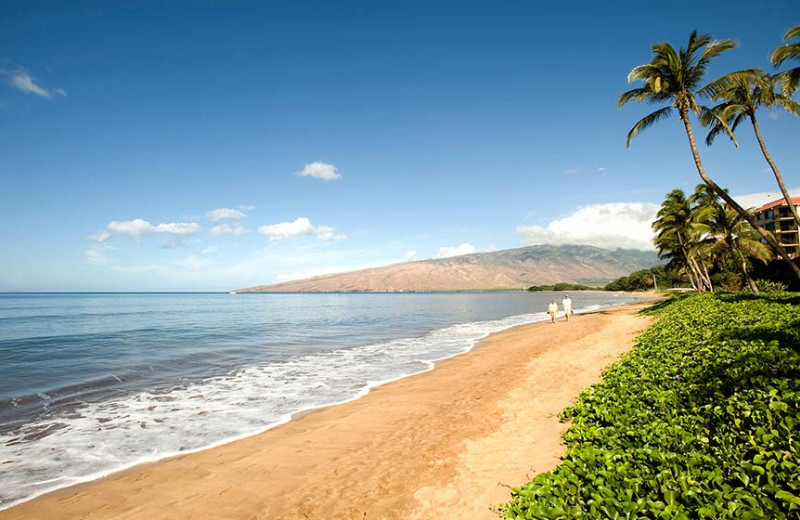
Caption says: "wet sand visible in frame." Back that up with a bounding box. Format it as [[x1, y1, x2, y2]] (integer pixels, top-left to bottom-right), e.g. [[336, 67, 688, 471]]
[[1, 300, 657, 520]]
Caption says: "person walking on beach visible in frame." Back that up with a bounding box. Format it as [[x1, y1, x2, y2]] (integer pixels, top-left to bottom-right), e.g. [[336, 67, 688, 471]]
[[562, 295, 573, 322], [548, 300, 558, 323]]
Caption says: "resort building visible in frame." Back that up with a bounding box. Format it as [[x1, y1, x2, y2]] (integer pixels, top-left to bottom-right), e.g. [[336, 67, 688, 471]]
[[753, 197, 800, 258]]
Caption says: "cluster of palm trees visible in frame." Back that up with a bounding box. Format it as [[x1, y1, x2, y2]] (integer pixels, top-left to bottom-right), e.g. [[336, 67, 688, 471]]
[[619, 25, 800, 288], [653, 186, 770, 293]]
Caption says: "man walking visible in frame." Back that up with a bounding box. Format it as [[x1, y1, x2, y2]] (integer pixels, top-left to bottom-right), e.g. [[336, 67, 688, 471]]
[[562, 295, 573, 322]]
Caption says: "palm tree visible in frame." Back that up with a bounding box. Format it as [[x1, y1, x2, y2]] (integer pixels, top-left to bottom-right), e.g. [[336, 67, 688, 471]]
[[771, 24, 800, 96], [688, 184, 722, 290], [619, 30, 800, 282], [695, 200, 772, 293], [702, 72, 800, 232], [652, 189, 707, 291]]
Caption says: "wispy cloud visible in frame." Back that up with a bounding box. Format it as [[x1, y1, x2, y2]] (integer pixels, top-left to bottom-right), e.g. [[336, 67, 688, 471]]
[[107, 219, 202, 240], [516, 202, 659, 251], [403, 250, 417, 261], [84, 249, 110, 265], [209, 223, 248, 236], [563, 167, 579, 174], [206, 208, 246, 221], [85, 231, 111, 243], [296, 161, 342, 180], [258, 217, 346, 241], [2, 68, 67, 99], [436, 242, 475, 258]]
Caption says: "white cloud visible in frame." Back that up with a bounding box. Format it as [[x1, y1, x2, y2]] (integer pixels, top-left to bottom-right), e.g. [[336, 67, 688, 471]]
[[201, 246, 218, 254], [85, 231, 111, 243], [209, 223, 247, 236], [404, 250, 417, 261], [516, 202, 659, 251], [297, 161, 342, 180], [206, 208, 246, 221], [258, 217, 346, 241], [107, 218, 202, 240], [239, 204, 256, 211], [564, 167, 579, 174], [3, 68, 66, 99], [734, 188, 800, 210], [154, 222, 202, 235], [437, 242, 476, 258]]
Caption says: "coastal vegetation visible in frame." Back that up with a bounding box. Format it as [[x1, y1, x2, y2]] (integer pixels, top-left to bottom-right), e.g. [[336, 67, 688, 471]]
[[503, 292, 800, 518], [619, 27, 800, 283], [527, 283, 596, 292], [602, 266, 683, 292], [652, 185, 774, 293]]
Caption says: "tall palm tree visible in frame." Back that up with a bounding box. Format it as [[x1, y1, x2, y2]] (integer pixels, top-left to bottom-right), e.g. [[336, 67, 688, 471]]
[[695, 200, 772, 293], [652, 189, 707, 291], [702, 72, 800, 232], [619, 30, 800, 281], [771, 24, 800, 96]]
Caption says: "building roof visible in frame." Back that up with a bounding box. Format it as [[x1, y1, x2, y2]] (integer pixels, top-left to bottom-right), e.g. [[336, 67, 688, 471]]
[[753, 196, 800, 214]]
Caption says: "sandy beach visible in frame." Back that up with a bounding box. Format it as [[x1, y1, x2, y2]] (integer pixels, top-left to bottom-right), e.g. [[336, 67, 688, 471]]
[[1, 300, 656, 520]]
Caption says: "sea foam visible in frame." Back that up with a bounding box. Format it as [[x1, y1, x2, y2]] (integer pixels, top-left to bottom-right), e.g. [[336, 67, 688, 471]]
[[0, 309, 549, 509]]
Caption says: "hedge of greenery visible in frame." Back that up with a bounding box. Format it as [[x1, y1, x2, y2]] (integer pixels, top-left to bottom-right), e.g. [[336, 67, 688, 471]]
[[503, 293, 800, 519]]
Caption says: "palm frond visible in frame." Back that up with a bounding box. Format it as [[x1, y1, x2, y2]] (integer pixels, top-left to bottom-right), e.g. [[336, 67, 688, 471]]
[[771, 45, 800, 67], [702, 105, 740, 147], [626, 107, 674, 147], [617, 87, 672, 107], [696, 39, 738, 72], [729, 112, 746, 133], [773, 94, 800, 117], [774, 68, 800, 96], [698, 69, 762, 99]]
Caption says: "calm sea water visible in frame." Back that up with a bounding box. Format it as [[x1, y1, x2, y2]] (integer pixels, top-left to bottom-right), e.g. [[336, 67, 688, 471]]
[[0, 291, 640, 508]]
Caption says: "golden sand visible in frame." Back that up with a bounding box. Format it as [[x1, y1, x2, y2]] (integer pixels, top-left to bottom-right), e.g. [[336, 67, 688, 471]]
[[1, 301, 656, 520]]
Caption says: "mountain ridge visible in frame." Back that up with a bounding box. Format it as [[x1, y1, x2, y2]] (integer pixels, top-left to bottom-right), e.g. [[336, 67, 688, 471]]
[[237, 244, 661, 293]]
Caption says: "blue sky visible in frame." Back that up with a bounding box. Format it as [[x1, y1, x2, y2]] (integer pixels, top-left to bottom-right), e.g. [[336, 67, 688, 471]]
[[2, 0, 799, 291]]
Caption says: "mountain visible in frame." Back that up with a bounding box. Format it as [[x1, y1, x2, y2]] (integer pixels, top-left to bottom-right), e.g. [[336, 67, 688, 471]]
[[236, 245, 661, 293]]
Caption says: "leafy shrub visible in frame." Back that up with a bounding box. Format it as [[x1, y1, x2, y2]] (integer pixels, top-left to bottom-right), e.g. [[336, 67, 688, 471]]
[[753, 279, 789, 293], [503, 293, 800, 519]]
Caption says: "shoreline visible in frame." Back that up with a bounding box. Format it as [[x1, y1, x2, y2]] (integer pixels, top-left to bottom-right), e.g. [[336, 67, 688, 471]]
[[0, 298, 659, 519]]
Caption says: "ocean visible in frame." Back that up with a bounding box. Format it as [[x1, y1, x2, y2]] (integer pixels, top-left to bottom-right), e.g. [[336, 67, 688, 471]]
[[0, 291, 641, 509]]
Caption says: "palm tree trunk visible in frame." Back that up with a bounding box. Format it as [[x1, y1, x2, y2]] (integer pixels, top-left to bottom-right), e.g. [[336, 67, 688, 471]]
[[699, 258, 714, 292], [680, 248, 701, 291], [749, 113, 800, 231], [732, 241, 759, 294], [680, 110, 800, 282], [688, 255, 709, 291]]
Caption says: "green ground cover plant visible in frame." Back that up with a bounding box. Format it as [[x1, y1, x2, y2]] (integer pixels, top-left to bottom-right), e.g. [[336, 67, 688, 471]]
[[503, 293, 800, 519]]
